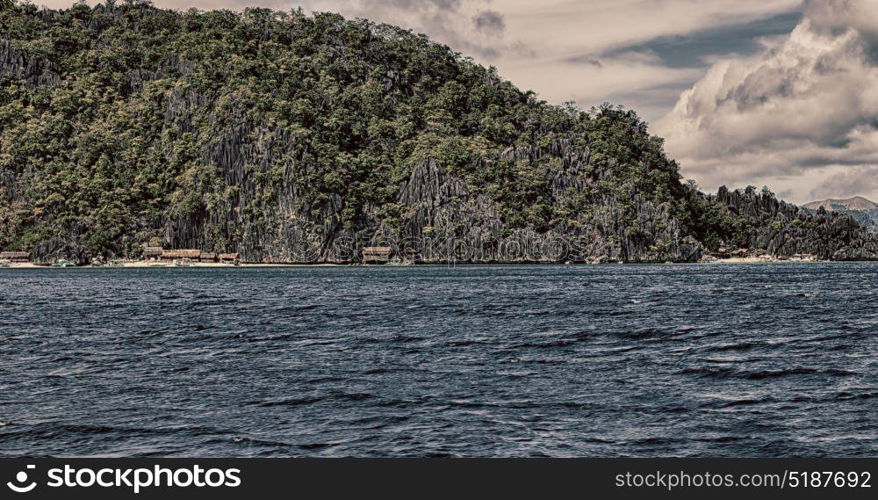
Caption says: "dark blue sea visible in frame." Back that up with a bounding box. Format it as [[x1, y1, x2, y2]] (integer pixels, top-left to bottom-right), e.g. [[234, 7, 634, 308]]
[[1, 264, 876, 457]]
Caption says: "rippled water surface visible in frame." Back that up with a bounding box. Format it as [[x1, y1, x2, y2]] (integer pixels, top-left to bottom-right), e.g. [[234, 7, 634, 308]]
[[1, 264, 876, 457]]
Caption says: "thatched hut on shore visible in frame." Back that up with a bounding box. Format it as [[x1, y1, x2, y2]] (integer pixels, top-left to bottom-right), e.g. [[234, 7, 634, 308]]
[[142, 246, 163, 260], [218, 253, 239, 264], [362, 246, 392, 264], [160, 249, 202, 261], [0, 251, 30, 262]]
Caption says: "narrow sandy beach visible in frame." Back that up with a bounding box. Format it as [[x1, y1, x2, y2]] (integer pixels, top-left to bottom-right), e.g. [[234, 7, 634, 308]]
[[0, 258, 829, 268]]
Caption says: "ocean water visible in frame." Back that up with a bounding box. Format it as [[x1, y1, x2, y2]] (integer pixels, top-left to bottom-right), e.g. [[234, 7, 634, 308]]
[[0, 263, 876, 457]]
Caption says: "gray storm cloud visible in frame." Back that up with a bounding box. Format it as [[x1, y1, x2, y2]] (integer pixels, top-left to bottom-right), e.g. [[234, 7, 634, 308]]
[[656, 0, 878, 202], [472, 10, 505, 35]]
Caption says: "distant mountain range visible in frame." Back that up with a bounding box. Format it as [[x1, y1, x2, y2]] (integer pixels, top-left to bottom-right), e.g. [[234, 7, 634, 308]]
[[804, 197, 878, 232]]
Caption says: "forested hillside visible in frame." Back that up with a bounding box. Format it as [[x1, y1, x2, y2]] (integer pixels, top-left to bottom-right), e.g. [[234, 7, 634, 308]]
[[1, 1, 877, 264]]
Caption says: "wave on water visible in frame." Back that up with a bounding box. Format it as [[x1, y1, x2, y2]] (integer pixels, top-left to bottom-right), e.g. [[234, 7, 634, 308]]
[[1, 263, 876, 457]]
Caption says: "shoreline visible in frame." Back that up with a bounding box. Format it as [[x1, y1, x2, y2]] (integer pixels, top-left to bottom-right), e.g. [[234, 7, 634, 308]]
[[0, 262, 348, 269], [0, 258, 847, 269]]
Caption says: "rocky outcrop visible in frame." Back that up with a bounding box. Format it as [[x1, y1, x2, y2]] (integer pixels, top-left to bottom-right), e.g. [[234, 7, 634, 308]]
[[708, 187, 878, 260], [0, 38, 60, 88]]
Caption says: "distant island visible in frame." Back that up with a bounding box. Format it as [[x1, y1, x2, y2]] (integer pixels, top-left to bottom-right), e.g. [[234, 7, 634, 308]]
[[2, 1, 878, 265], [804, 197, 878, 233]]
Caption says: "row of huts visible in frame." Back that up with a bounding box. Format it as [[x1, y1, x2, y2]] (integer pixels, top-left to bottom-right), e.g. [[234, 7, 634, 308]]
[[4, 247, 391, 265], [147, 246, 393, 264], [142, 247, 239, 263]]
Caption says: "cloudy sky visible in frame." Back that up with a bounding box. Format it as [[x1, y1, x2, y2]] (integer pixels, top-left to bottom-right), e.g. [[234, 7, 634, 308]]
[[36, 0, 878, 202]]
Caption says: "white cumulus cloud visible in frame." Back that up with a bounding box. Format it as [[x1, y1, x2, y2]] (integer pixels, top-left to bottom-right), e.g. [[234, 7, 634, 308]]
[[657, 0, 878, 203]]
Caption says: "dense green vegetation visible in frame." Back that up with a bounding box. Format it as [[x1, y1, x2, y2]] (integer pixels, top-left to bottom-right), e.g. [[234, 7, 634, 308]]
[[1, 1, 876, 263]]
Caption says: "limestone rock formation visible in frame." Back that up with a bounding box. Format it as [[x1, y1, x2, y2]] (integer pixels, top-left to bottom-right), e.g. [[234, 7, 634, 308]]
[[1, 2, 876, 264]]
